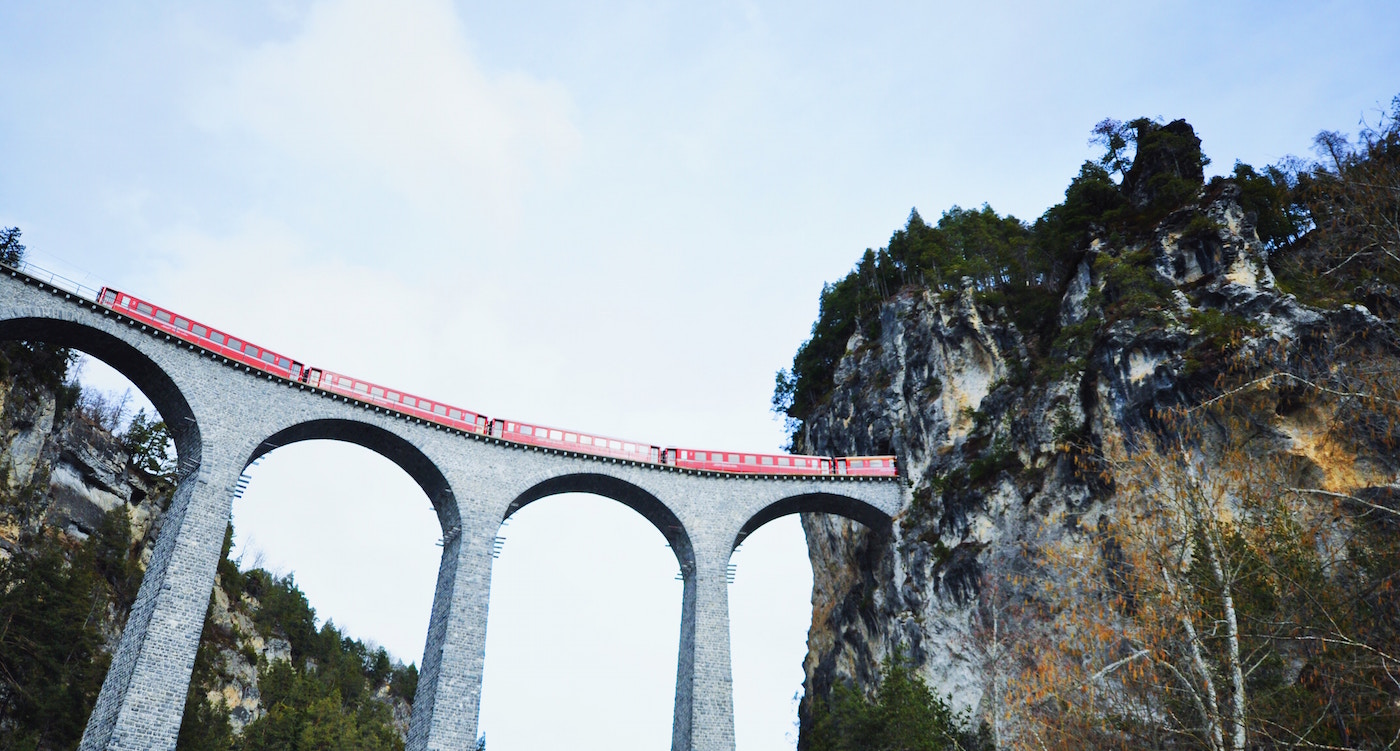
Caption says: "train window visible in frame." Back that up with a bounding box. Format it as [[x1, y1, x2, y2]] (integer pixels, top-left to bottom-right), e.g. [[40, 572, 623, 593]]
[[434, 405, 447, 416], [136, 302, 153, 315], [209, 332, 224, 344], [261, 351, 275, 363], [174, 317, 189, 329], [580, 435, 592, 445], [744, 455, 756, 464], [778, 457, 790, 466], [623, 443, 635, 452], [371, 387, 384, 397], [609, 440, 621, 450], [101, 290, 117, 304], [565, 433, 577, 442], [400, 395, 414, 405], [155, 310, 172, 322], [724, 454, 736, 463], [228, 338, 242, 350], [193, 325, 208, 337], [449, 409, 461, 419], [519, 426, 532, 436], [761, 456, 773, 465], [550, 430, 563, 440], [246, 344, 259, 354], [387, 392, 399, 401], [354, 383, 368, 393], [871, 459, 883, 467], [693, 452, 704, 461], [852, 460, 865, 468]]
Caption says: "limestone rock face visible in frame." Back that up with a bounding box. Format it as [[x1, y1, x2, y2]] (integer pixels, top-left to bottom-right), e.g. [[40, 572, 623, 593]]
[[4, 390, 55, 492], [799, 281, 1032, 718], [0, 382, 168, 561], [794, 184, 1399, 736]]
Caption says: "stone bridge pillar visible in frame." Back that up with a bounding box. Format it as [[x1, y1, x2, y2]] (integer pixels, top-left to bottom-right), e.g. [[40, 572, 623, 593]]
[[407, 510, 496, 751], [672, 537, 736, 751], [80, 437, 247, 751]]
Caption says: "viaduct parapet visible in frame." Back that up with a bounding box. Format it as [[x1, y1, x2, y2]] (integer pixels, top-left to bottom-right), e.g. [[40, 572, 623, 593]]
[[0, 266, 904, 751]]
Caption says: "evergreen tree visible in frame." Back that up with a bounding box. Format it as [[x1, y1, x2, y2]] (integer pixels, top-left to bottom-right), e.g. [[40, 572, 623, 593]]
[[808, 657, 985, 751], [0, 534, 110, 749]]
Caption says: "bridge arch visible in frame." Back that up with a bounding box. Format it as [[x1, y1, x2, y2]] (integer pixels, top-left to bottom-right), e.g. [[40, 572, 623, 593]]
[[246, 417, 459, 531], [503, 472, 694, 570], [0, 311, 201, 464], [732, 490, 893, 552]]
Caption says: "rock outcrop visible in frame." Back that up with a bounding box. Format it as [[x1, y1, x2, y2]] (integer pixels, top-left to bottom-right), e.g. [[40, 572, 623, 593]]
[[795, 177, 1400, 737]]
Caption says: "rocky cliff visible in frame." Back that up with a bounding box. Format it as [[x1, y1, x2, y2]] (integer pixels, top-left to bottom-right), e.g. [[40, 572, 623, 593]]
[[792, 118, 1400, 743]]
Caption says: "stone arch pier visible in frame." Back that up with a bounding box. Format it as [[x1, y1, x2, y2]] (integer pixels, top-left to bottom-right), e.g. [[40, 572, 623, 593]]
[[0, 265, 903, 751]]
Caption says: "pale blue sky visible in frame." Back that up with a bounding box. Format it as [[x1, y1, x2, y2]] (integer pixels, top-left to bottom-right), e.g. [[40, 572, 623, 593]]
[[4, 2, 1399, 749]]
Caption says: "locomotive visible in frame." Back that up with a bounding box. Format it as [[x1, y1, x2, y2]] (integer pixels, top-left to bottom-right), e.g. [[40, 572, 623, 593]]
[[97, 288, 898, 478]]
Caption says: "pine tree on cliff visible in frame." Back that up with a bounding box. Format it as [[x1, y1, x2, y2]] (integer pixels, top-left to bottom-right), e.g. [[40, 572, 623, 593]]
[[0, 227, 23, 266]]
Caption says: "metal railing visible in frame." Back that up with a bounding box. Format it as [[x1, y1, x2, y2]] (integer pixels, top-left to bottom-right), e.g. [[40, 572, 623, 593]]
[[2, 259, 103, 302]]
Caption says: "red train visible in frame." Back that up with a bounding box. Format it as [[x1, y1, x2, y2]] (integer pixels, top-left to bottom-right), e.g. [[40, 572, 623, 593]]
[[97, 287, 898, 478]]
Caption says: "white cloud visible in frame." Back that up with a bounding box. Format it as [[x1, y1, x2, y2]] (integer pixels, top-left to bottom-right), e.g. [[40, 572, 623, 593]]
[[140, 216, 531, 408], [199, 0, 580, 220]]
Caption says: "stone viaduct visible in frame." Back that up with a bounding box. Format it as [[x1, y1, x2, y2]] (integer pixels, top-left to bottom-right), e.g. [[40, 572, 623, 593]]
[[0, 264, 903, 751]]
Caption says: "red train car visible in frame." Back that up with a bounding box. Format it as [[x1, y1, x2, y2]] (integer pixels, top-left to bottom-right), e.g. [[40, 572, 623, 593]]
[[303, 368, 489, 434], [95, 287, 901, 479], [491, 419, 662, 463], [667, 448, 833, 475], [835, 455, 897, 477], [98, 288, 304, 380]]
